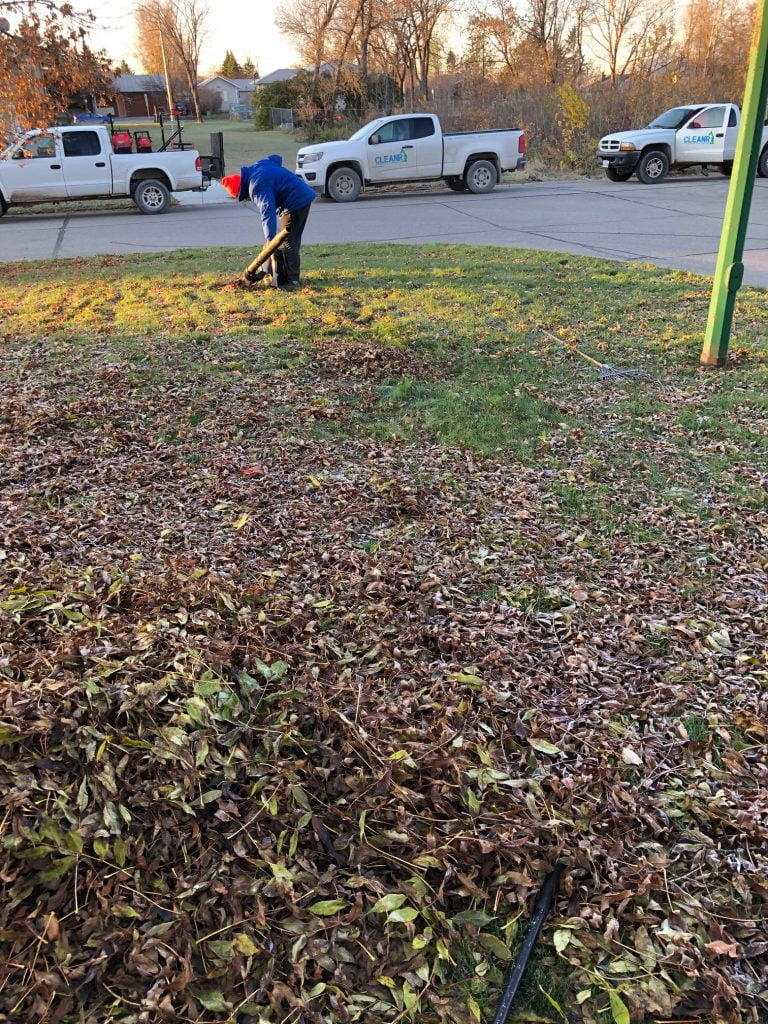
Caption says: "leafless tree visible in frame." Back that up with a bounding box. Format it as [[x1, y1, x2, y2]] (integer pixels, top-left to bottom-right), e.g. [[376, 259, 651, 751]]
[[472, 0, 589, 84], [587, 0, 667, 85], [134, 2, 187, 97], [525, 0, 589, 81], [136, 0, 209, 121], [277, 0, 342, 76]]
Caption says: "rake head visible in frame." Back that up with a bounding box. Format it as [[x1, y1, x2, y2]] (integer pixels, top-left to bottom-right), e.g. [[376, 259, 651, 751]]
[[599, 363, 647, 381]]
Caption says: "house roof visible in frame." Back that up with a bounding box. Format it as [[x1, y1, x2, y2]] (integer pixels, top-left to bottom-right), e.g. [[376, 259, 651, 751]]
[[313, 60, 360, 75], [256, 63, 359, 87], [199, 75, 258, 90], [113, 74, 167, 94], [257, 68, 301, 86]]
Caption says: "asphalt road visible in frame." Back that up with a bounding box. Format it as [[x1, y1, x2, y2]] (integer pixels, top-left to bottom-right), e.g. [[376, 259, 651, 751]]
[[3, 175, 768, 287]]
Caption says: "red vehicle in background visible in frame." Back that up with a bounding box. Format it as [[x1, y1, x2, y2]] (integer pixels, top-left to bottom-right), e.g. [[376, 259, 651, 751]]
[[156, 102, 188, 118]]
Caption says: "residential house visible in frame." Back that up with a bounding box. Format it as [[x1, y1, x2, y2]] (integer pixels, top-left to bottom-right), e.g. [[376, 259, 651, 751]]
[[255, 63, 360, 90], [254, 69, 302, 89], [112, 74, 168, 118], [198, 75, 258, 112]]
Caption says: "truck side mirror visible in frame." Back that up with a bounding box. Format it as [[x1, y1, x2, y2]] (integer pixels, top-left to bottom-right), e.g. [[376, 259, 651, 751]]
[[689, 121, 701, 129]]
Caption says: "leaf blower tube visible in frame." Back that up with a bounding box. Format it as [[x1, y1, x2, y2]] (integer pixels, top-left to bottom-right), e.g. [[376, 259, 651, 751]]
[[242, 227, 290, 284], [220, 172, 291, 285], [491, 863, 565, 1024]]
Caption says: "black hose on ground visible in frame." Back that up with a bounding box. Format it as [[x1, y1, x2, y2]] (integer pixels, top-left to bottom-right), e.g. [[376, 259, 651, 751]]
[[491, 863, 566, 1024]]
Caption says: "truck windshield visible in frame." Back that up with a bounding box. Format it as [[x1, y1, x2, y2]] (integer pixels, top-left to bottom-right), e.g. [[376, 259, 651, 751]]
[[349, 118, 385, 141], [1, 131, 40, 161], [646, 107, 703, 130]]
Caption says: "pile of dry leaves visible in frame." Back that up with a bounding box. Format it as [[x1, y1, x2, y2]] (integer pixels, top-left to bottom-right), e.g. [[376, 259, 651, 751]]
[[0, 330, 766, 1024]]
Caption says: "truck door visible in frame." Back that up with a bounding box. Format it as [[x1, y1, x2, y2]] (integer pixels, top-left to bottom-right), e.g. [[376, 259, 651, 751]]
[[2, 133, 66, 201], [410, 116, 443, 177], [676, 105, 727, 165], [367, 119, 417, 182], [367, 117, 443, 181], [723, 106, 739, 161], [61, 130, 112, 197]]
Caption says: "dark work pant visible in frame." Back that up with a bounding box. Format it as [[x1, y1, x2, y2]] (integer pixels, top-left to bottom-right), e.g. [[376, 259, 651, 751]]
[[274, 203, 312, 285]]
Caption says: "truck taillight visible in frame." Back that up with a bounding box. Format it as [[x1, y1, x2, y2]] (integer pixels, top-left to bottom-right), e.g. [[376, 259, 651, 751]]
[[195, 156, 201, 171], [519, 133, 526, 154]]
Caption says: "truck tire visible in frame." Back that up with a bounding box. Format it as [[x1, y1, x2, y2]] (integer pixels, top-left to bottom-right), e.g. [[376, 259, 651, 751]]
[[721, 162, 733, 177], [327, 166, 361, 202], [605, 167, 633, 182], [465, 159, 497, 194], [133, 178, 170, 214], [758, 146, 768, 178], [0, 196, 6, 218], [635, 149, 669, 184], [446, 177, 468, 191]]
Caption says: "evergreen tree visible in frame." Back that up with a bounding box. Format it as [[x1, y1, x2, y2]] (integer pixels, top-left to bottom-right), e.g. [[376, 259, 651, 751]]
[[220, 50, 243, 77]]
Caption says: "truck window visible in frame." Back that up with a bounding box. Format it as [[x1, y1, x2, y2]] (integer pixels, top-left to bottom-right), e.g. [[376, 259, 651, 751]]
[[647, 107, 703, 130], [63, 131, 102, 157], [412, 117, 435, 139], [13, 134, 57, 159], [689, 106, 726, 129], [369, 118, 435, 144], [369, 120, 411, 145], [729, 108, 737, 127]]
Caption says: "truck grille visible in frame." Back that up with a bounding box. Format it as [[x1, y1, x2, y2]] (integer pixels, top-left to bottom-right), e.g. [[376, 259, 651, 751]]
[[600, 139, 620, 152]]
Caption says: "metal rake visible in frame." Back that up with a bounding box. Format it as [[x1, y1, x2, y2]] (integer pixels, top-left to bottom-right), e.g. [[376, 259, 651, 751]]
[[542, 329, 648, 382]]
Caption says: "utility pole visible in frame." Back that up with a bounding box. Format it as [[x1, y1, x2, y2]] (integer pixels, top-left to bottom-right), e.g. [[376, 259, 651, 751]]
[[700, 0, 768, 367], [158, 18, 175, 115]]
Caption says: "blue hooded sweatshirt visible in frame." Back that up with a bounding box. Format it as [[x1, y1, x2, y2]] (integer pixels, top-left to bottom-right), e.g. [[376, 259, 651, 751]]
[[238, 154, 316, 240]]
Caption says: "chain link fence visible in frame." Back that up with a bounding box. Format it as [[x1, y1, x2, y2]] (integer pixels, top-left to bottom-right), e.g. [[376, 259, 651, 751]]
[[229, 103, 253, 121], [270, 107, 295, 130]]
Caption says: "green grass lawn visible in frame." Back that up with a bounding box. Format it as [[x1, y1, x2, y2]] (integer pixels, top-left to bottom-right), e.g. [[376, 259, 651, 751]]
[[181, 121, 304, 173], [0, 245, 766, 1024]]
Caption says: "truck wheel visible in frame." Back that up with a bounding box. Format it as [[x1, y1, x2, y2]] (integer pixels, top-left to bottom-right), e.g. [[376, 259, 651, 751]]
[[636, 150, 669, 184], [605, 167, 633, 182], [721, 162, 733, 177], [446, 177, 468, 191], [465, 159, 497, 194], [133, 179, 170, 214], [327, 167, 361, 202], [758, 147, 768, 179], [0, 196, 6, 219]]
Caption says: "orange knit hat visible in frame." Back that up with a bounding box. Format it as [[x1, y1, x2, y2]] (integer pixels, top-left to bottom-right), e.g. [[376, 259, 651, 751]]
[[221, 173, 241, 198]]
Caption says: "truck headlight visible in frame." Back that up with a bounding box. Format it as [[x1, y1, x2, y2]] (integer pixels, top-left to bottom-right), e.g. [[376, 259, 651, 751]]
[[301, 151, 323, 163], [620, 143, 637, 151]]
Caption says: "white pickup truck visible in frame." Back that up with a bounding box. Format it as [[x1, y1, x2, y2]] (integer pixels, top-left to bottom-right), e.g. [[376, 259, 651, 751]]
[[296, 113, 526, 201], [0, 124, 204, 216], [596, 102, 768, 183]]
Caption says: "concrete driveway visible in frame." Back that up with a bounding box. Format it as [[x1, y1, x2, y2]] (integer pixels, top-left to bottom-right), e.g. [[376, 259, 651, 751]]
[[2, 175, 768, 286]]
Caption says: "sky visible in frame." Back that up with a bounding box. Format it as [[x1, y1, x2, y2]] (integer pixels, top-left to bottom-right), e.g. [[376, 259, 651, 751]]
[[85, 0, 300, 78]]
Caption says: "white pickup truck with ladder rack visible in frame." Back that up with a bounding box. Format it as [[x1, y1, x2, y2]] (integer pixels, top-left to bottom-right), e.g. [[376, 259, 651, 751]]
[[0, 121, 207, 216]]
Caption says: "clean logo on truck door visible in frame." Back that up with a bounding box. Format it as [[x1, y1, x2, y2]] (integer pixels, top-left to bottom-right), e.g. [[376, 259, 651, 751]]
[[683, 130, 716, 144], [374, 147, 409, 165]]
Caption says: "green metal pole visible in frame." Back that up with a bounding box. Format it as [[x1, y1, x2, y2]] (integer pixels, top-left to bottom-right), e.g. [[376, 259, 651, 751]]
[[700, 0, 768, 367]]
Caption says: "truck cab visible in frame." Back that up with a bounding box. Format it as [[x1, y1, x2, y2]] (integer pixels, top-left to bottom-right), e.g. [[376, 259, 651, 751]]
[[596, 103, 760, 183]]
